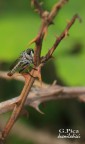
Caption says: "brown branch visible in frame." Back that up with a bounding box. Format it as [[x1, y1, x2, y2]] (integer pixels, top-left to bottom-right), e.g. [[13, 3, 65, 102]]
[[0, 66, 43, 141], [42, 14, 81, 63], [0, 84, 85, 115], [31, 0, 44, 17], [0, 117, 72, 144], [0, 71, 47, 88], [0, 71, 24, 81], [48, 0, 69, 22], [32, 0, 68, 66], [1, 70, 35, 140]]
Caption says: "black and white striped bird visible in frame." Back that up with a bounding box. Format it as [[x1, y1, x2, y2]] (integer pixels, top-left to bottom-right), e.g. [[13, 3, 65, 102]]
[[8, 48, 34, 76]]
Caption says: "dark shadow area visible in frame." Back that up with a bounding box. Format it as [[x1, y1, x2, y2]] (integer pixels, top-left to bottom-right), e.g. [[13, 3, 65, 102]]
[[42, 60, 65, 85]]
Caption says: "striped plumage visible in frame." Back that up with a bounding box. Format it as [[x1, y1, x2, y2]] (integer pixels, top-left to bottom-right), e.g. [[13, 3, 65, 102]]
[[7, 48, 34, 76]]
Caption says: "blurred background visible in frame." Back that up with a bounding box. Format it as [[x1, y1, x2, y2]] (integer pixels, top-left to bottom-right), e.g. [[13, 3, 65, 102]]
[[0, 0, 85, 144]]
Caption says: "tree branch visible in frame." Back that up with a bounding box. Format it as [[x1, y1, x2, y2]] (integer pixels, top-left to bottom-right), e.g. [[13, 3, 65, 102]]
[[42, 14, 81, 63], [31, 0, 68, 65], [31, 0, 44, 17], [48, 0, 69, 21], [1, 70, 36, 140], [0, 84, 85, 115], [0, 71, 24, 81]]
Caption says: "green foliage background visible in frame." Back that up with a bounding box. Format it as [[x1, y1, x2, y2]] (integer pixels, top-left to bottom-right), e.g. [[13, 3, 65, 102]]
[[0, 0, 84, 85], [0, 0, 85, 143]]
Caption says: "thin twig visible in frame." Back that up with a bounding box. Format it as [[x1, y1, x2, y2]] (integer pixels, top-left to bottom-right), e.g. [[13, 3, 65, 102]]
[[0, 71, 24, 81], [42, 14, 81, 62], [31, 0, 44, 17], [48, 0, 69, 21], [32, 0, 68, 65]]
